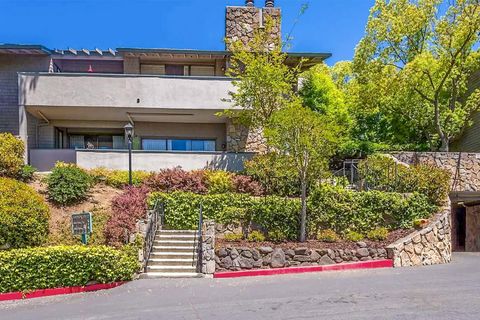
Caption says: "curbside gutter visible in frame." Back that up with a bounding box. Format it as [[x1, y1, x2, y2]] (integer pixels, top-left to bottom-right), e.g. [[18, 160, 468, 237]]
[[213, 259, 393, 278], [0, 282, 126, 302]]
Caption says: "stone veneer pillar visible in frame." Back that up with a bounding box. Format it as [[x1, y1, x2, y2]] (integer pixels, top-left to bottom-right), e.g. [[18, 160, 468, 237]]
[[201, 220, 216, 277]]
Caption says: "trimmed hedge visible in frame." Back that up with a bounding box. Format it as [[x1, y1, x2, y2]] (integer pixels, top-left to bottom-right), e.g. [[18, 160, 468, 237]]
[[0, 132, 24, 178], [0, 177, 50, 248], [308, 185, 436, 236], [0, 245, 139, 293], [88, 167, 151, 188]]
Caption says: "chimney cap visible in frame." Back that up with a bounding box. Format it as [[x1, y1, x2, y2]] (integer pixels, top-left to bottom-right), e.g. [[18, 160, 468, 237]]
[[246, 0, 254, 6], [265, 0, 274, 7]]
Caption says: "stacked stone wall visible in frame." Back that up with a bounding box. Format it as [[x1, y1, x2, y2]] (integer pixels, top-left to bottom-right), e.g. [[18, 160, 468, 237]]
[[226, 121, 267, 153], [201, 220, 216, 276]]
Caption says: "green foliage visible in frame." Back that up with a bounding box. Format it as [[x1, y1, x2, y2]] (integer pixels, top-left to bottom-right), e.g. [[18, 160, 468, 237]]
[[308, 184, 436, 235], [224, 233, 243, 242], [0, 177, 50, 249], [358, 154, 451, 205], [413, 218, 428, 229], [149, 192, 300, 240], [247, 231, 266, 242], [0, 133, 24, 178], [344, 230, 364, 242], [47, 162, 92, 205], [316, 229, 340, 243], [0, 245, 139, 293], [267, 230, 287, 242], [367, 227, 389, 241], [88, 167, 151, 188], [351, 0, 480, 151], [17, 165, 36, 182], [244, 153, 300, 197], [205, 170, 234, 194]]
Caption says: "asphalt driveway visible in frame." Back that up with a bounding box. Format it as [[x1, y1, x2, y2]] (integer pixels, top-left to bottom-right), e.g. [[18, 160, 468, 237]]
[[1, 253, 480, 320]]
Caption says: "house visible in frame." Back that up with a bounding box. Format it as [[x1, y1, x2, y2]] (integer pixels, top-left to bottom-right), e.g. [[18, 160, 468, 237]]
[[0, 0, 330, 172]]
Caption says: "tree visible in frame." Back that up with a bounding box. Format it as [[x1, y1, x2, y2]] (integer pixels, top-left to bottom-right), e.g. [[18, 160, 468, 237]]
[[353, 0, 480, 151], [265, 101, 340, 242], [222, 17, 300, 128]]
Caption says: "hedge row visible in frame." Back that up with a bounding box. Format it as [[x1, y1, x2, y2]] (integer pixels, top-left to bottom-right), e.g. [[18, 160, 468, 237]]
[[149, 187, 436, 240], [0, 245, 139, 293]]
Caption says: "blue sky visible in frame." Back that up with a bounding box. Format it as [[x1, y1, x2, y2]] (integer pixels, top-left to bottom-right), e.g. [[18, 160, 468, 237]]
[[0, 0, 375, 65]]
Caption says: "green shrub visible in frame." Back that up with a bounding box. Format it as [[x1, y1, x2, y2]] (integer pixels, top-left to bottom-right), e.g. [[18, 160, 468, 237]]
[[308, 184, 436, 235], [413, 218, 428, 229], [247, 231, 265, 242], [17, 165, 36, 182], [267, 230, 288, 242], [316, 229, 340, 242], [89, 168, 151, 188], [0, 177, 50, 248], [358, 154, 450, 205], [47, 162, 92, 205], [344, 230, 364, 242], [205, 170, 234, 194], [366, 227, 389, 241], [224, 233, 243, 242], [0, 133, 24, 178], [0, 245, 139, 293], [149, 192, 300, 239]]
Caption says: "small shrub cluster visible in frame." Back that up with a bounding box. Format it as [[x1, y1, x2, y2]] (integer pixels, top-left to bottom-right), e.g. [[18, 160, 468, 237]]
[[0, 245, 139, 293], [0, 132, 24, 178], [367, 227, 389, 241], [316, 229, 340, 243], [205, 170, 234, 194], [344, 230, 364, 242], [0, 177, 50, 249], [267, 230, 288, 242], [47, 162, 92, 205], [88, 167, 151, 188], [105, 186, 150, 246], [247, 231, 266, 242], [358, 154, 451, 205], [224, 233, 243, 242]]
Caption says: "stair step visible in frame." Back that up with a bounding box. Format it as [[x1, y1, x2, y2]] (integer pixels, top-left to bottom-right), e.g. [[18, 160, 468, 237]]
[[155, 234, 198, 240], [140, 272, 203, 279], [156, 230, 197, 236], [148, 258, 197, 266], [147, 265, 197, 273], [152, 246, 198, 253], [153, 240, 197, 246]]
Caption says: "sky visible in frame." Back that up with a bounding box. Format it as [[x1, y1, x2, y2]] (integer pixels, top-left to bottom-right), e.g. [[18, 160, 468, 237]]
[[0, 0, 376, 65]]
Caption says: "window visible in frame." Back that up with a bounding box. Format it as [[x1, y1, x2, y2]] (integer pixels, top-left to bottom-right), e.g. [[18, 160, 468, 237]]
[[142, 139, 215, 151]]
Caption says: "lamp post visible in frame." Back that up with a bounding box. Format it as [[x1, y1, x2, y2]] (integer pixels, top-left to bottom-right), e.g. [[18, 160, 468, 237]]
[[124, 123, 134, 186]]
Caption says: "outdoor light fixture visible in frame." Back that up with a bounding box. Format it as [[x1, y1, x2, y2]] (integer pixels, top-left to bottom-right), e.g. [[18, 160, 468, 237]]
[[124, 122, 134, 186]]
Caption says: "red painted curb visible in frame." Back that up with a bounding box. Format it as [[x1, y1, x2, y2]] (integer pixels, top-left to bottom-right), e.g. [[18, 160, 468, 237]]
[[0, 282, 126, 302], [214, 259, 393, 278]]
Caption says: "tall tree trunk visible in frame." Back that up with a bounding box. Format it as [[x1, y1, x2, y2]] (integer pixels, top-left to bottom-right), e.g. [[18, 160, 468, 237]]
[[299, 179, 307, 242], [439, 136, 449, 152]]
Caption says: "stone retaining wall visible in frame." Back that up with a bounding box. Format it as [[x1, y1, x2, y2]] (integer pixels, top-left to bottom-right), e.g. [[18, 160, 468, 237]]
[[391, 152, 480, 192], [215, 242, 387, 271], [201, 220, 216, 277], [386, 206, 452, 267]]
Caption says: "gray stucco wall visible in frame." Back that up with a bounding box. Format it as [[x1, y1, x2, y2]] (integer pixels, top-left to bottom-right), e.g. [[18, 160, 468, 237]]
[[0, 54, 49, 148]]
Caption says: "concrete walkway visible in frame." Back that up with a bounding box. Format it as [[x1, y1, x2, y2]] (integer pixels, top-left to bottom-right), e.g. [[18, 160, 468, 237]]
[[2, 253, 480, 320]]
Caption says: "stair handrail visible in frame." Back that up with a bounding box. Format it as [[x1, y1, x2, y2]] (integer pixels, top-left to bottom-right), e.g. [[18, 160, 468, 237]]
[[195, 202, 203, 272], [143, 200, 164, 273]]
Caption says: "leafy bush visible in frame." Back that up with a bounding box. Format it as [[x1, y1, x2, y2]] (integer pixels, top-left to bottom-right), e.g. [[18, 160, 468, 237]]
[[0, 132, 24, 178], [413, 218, 428, 229], [247, 231, 266, 242], [308, 184, 436, 235], [47, 162, 92, 205], [232, 174, 264, 196], [244, 153, 301, 197], [149, 192, 300, 239], [224, 233, 243, 242], [0, 177, 50, 248], [344, 230, 364, 242], [316, 229, 340, 242], [366, 227, 389, 241], [358, 154, 451, 205], [88, 168, 150, 188], [17, 165, 36, 182], [0, 245, 139, 293], [205, 170, 234, 194], [267, 230, 287, 242], [144, 168, 207, 193], [105, 186, 150, 247]]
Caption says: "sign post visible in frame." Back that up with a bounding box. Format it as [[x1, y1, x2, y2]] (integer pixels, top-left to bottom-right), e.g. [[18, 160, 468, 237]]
[[72, 212, 93, 245]]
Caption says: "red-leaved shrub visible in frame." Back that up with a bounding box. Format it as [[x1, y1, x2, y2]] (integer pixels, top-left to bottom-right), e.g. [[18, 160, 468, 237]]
[[144, 167, 207, 194], [232, 175, 264, 196], [105, 185, 150, 247]]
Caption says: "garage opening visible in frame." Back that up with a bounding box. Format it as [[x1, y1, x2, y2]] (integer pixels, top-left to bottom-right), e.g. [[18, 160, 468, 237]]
[[454, 206, 466, 251]]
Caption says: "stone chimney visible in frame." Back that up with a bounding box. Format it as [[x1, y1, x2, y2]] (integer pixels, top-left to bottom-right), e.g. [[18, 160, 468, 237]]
[[225, 0, 281, 50]]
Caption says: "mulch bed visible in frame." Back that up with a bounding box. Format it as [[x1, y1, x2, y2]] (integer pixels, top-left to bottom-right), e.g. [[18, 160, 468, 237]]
[[215, 229, 413, 250]]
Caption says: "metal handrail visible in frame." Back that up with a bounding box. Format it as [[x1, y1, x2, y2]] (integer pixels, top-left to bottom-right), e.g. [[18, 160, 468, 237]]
[[143, 201, 164, 272], [195, 203, 203, 272]]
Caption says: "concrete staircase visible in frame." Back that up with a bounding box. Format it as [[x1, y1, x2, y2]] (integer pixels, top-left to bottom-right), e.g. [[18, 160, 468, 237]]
[[142, 230, 203, 279]]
